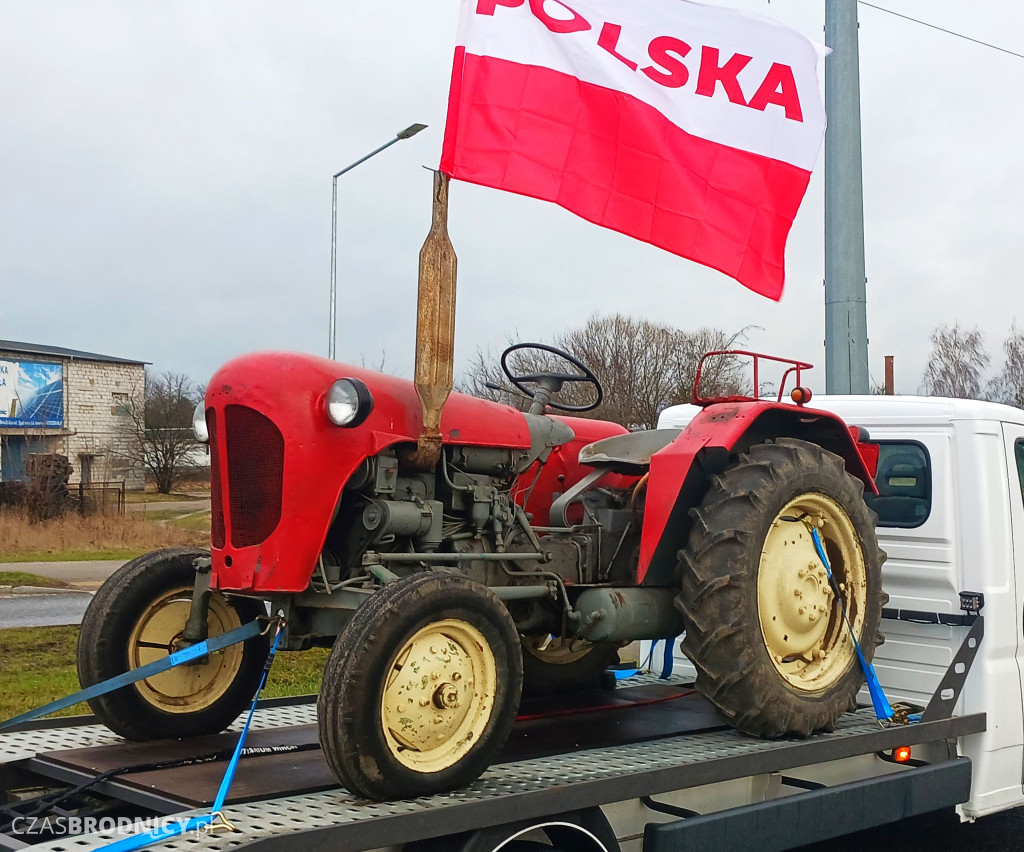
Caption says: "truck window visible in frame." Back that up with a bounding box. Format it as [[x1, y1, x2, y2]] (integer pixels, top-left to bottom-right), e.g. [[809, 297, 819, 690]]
[[863, 442, 931, 528], [1015, 439, 1024, 506]]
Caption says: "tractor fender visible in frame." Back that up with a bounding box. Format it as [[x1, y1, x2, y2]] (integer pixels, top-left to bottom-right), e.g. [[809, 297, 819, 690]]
[[637, 401, 876, 586]]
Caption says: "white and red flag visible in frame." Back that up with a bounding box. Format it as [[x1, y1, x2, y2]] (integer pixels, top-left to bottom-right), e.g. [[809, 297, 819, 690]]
[[440, 0, 828, 300]]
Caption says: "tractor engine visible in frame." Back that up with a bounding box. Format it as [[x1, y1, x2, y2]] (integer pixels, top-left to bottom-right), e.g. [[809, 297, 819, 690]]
[[315, 435, 643, 643]]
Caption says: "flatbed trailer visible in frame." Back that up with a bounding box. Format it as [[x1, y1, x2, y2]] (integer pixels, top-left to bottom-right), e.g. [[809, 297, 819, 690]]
[[0, 673, 985, 852]]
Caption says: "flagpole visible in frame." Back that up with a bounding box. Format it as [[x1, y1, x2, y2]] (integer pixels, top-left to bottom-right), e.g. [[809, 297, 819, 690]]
[[824, 0, 869, 394]]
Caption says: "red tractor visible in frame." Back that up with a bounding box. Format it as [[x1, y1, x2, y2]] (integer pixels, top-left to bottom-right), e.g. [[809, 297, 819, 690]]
[[78, 343, 883, 800], [77, 174, 884, 801]]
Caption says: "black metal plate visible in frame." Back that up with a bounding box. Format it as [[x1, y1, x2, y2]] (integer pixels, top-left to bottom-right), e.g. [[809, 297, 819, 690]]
[[34, 683, 716, 807]]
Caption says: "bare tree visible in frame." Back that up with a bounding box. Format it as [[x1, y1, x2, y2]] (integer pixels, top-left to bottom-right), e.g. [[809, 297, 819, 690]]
[[920, 324, 990, 399], [359, 347, 389, 373], [118, 370, 204, 493], [668, 327, 750, 403], [987, 324, 1024, 408], [460, 315, 749, 430]]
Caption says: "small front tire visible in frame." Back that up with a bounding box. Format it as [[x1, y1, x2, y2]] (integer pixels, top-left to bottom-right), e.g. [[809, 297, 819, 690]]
[[77, 547, 270, 741], [318, 572, 523, 800]]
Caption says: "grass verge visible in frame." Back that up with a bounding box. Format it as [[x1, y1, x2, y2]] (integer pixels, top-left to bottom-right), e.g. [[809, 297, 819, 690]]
[[169, 511, 212, 533], [0, 550, 142, 564], [0, 571, 71, 589], [0, 509, 205, 562], [0, 625, 328, 722], [124, 491, 208, 504]]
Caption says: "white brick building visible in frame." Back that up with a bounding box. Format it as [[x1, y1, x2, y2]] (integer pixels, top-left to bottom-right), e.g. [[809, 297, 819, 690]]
[[0, 340, 147, 488]]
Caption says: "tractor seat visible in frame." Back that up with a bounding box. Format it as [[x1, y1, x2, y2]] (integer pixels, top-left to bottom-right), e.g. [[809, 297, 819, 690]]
[[578, 429, 682, 475]]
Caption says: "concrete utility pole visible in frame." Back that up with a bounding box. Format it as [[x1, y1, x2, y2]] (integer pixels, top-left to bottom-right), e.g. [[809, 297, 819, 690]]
[[824, 0, 870, 395]]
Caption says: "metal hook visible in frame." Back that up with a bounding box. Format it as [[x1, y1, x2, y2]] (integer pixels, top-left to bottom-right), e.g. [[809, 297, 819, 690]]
[[201, 811, 238, 834], [258, 613, 286, 636]]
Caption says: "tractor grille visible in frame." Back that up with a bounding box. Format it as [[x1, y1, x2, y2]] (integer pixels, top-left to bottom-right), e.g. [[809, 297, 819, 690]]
[[219, 404, 285, 548], [208, 408, 226, 548]]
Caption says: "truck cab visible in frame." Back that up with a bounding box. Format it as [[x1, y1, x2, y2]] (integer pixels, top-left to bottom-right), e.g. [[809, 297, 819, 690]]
[[656, 394, 1024, 819]]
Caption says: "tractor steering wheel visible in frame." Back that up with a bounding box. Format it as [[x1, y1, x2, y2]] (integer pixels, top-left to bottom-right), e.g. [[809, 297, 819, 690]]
[[500, 343, 604, 413]]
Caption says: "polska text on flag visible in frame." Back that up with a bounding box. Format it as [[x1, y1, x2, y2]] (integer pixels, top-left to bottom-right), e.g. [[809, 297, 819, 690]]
[[440, 0, 828, 301]]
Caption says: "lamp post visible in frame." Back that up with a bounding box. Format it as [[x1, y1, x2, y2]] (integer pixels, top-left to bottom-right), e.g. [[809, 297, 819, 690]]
[[328, 123, 428, 360]]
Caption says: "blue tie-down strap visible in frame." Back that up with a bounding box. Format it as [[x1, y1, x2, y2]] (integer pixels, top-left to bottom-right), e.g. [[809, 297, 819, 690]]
[[635, 639, 676, 680], [609, 663, 640, 680], [98, 622, 284, 852], [809, 527, 897, 723], [0, 618, 265, 732], [661, 636, 675, 679]]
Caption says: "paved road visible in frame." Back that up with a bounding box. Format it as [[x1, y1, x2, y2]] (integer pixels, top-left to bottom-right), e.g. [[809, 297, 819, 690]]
[[0, 591, 93, 628], [4, 560, 125, 590]]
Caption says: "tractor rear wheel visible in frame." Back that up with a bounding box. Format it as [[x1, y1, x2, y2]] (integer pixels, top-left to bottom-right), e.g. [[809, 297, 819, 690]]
[[318, 572, 523, 800], [77, 548, 270, 740], [520, 636, 620, 696], [675, 438, 885, 737]]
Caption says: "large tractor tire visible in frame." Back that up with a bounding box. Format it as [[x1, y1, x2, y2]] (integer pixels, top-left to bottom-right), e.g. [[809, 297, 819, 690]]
[[675, 438, 885, 738], [77, 548, 270, 741], [520, 636, 620, 696], [318, 572, 523, 800]]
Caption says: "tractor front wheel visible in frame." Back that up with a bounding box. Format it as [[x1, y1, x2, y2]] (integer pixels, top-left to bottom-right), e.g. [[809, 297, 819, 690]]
[[318, 572, 523, 800], [77, 548, 270, 740], [675, 438, 885, 737]]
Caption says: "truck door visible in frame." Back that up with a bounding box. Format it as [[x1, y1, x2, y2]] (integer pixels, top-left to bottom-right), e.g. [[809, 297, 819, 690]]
[[1003, 424, 1024, 788]]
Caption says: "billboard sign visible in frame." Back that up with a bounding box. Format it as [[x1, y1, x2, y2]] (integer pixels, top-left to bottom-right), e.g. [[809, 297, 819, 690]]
[[0, 360, 64, 428]]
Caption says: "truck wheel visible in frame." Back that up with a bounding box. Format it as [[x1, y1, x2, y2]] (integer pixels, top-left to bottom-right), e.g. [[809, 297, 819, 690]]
[[77, 547, 270, 741], [675, 438, 885, 738], [318, 572, 523, 800], [520, 636, 620, 696], [402, 807, 618, 851]]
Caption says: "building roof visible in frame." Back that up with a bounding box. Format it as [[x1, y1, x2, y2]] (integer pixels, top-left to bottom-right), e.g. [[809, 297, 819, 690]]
[[0, 339, 147, 365]]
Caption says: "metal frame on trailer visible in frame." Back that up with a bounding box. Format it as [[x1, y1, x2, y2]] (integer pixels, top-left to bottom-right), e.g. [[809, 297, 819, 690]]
[[1, 695, 984, 852]]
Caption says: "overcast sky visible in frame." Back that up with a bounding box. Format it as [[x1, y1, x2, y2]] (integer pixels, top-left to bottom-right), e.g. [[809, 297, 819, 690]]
[[1, 1, 1021, 395]]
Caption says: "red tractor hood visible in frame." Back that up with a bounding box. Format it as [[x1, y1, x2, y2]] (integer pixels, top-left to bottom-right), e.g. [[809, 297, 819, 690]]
[[205, 351, 532, 593]]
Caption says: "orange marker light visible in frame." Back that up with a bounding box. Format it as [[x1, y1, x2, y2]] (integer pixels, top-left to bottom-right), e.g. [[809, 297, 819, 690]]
[[791, 387, 812, 405], [893, 746, 912, 763]]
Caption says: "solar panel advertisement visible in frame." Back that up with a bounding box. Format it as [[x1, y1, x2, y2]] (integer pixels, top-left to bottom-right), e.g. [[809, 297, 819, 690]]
[[0, 360, 64, 427]]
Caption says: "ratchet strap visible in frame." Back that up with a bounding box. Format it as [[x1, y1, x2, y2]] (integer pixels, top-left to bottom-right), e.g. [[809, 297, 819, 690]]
[[808, 525, 902, 723], [0, 618, 264, 732], [98, 620, 284, 852]]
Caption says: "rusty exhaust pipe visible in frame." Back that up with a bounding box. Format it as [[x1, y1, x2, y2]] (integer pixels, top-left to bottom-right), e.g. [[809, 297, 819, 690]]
[[405, 170, 457, 470]]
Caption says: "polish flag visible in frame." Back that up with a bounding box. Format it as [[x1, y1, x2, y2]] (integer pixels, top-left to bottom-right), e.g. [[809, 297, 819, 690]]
[[440, 0, 828, 300]]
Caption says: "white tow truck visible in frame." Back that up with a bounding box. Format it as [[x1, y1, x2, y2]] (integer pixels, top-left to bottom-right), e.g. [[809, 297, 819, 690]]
[[4, 393, 1021, 852]]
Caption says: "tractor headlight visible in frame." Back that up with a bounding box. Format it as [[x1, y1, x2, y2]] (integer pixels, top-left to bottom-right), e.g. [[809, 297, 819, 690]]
[[192, 402, 209, 443], [326, 378, 374, 428]]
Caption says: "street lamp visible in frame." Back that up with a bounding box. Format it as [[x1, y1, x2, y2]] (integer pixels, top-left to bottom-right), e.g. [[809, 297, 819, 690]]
[[329, 123, 428, 360]]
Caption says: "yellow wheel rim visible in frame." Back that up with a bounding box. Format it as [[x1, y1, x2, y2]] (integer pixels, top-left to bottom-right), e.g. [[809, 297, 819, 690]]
[[757, 493, 867, 693], [380, 619, 496, 773], [127, 585, 245, 713]]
